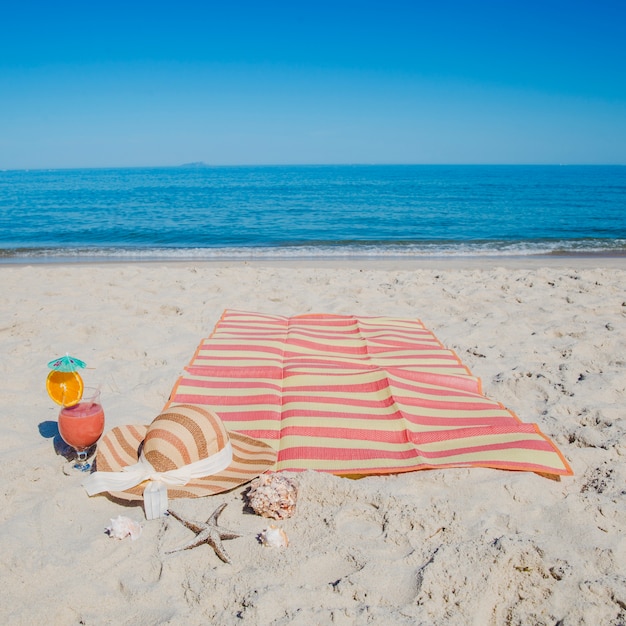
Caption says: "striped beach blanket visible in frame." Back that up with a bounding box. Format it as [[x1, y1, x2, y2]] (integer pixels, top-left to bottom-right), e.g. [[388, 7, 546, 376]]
[[167, 310, 572, 478]]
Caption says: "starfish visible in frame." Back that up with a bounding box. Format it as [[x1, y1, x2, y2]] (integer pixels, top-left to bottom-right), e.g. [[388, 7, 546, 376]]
[[166, 503, 241, 563]]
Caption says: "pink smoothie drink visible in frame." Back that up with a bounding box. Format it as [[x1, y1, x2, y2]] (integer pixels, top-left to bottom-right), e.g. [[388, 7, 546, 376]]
[[58, 401, 105, 450]]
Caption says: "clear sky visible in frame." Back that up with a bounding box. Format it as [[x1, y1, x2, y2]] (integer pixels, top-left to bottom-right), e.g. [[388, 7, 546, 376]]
[[1, 0, 625, 168]]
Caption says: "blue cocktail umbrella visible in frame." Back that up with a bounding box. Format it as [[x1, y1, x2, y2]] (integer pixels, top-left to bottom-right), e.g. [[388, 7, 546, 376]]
[[47, 354, 87, 372]]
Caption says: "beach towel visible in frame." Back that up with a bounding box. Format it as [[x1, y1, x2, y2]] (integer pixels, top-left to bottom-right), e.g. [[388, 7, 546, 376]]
[[167, 310, 572, 478]]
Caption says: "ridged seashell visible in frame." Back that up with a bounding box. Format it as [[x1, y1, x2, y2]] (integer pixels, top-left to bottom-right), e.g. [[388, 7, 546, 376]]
[[246, 474, 298, 520], [105, 515, 143, 541], [259, 524, 289, 548]]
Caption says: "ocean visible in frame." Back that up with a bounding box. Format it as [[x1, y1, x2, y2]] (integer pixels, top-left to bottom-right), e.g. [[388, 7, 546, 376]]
[[1, 165, 625, 262]]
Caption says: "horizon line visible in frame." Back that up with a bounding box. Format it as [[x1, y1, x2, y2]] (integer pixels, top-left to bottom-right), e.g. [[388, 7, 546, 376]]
[[2, 162, 625, 173]]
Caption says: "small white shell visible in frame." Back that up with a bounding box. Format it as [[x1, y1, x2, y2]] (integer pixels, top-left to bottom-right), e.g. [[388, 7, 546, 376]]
[[259, 524, 289, 548], [105, 515, 143, 541], [246, 474, 298, 520]]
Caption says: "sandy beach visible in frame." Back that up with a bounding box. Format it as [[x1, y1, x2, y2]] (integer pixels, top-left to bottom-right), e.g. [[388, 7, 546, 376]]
[[1, 258, 625, 625]]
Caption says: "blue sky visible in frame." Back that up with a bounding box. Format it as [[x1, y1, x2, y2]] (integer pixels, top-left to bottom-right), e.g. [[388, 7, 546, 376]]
[[1, 0, 625, 168]]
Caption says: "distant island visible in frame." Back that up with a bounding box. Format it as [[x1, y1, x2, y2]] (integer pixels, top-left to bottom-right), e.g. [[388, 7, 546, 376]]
[[177, 161, 211, 168]]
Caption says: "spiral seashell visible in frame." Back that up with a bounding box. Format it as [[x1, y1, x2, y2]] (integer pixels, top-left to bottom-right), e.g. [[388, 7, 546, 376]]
[[246, 473, 298, 519], [105, 515, 143, 541], [259, 525, 289, 548]]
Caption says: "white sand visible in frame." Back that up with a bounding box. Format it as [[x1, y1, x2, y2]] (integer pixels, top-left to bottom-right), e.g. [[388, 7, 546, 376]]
[[1, 259, 625, 625]]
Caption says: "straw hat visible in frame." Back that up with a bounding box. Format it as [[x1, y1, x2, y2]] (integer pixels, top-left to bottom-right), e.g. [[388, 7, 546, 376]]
[[83, 404, 276, 519]]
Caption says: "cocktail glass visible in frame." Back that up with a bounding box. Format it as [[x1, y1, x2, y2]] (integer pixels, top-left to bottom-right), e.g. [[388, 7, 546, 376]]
[[58, 387, 105, 471]]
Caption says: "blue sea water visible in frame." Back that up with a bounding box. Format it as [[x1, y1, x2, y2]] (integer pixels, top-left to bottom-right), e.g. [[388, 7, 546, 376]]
[[0, 165, 625, 262]]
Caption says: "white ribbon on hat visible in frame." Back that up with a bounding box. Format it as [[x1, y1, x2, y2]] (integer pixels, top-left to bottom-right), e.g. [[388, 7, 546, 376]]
[[82, 441, 233, 520]]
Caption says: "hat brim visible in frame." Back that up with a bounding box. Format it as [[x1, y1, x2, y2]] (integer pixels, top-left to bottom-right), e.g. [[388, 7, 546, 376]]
[[94, 422, 277, 502]]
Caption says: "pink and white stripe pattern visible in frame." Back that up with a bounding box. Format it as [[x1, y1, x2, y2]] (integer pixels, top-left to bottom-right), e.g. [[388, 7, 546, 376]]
[[167, 311, 572, 477]]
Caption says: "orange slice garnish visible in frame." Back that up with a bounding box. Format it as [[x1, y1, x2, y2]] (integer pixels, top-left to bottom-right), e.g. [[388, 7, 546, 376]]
[[46, 370, 84, 407]]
